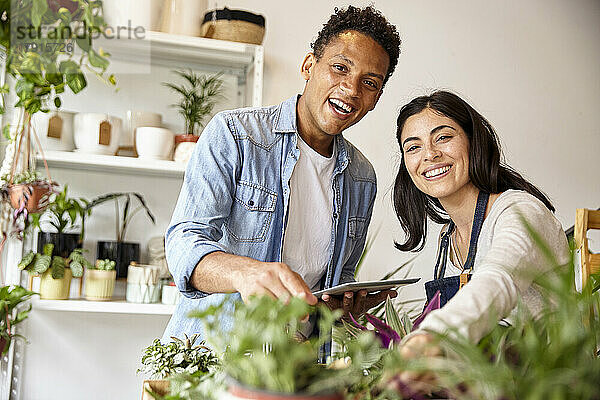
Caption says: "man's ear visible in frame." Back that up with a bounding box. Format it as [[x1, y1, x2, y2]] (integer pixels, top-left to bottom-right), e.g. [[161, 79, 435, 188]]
[[300, 53, 316, 81]]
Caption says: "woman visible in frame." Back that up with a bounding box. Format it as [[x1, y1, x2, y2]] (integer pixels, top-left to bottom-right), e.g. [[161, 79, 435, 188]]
[[393, 91, 570, 358]]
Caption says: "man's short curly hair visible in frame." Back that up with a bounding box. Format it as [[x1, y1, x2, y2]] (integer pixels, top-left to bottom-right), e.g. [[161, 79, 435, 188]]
[[311, 6, 401, 87]]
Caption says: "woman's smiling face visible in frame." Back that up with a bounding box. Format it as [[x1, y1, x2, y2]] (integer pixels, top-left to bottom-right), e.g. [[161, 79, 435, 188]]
[[400, 108, 472, 200]]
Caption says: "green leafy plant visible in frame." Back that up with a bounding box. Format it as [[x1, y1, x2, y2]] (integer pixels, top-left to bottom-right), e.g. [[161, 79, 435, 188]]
[[163, 70, 224, 135], [188, 296, 384, 397], [18, 243, 91, 279], [1, 170, 43, 185], [138, 334, 218, 380], [93, 258, 115, 271], [0, 285, 37, 354], [29, 185, 89, 234], [84, 192, 155, 242], [0, 0, 115, 117]]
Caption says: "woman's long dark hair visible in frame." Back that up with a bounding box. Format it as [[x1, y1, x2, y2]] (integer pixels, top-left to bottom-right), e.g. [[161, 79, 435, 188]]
[[393, 91, 555, 252]]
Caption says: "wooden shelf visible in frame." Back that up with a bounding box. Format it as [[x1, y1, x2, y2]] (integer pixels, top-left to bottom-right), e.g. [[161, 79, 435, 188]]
[[36, 150, 185, 178], [33, 297, 175, 315]]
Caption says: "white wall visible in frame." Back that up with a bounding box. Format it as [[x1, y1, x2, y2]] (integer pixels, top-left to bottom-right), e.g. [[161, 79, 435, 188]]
[[16, 0, 600, 398], [217, 0, 600, 301]]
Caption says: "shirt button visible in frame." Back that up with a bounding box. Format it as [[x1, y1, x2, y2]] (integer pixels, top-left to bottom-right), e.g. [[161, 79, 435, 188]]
[[333, 213, 338, 219], [248, 200, 254, 206]]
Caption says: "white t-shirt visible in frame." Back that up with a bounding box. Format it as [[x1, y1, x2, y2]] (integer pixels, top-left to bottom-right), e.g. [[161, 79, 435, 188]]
[[282, 134, 336, 290]]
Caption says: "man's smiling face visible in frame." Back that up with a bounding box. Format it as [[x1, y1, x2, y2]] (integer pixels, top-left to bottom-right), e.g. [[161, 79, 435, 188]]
[[297, 30, 390, 141]]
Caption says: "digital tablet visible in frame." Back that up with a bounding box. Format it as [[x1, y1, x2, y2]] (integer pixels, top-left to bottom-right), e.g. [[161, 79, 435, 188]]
[[312, 278, 420, 298]]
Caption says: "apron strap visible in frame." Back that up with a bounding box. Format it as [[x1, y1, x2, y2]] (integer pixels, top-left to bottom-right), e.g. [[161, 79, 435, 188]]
[[433, 191, 490, 279]]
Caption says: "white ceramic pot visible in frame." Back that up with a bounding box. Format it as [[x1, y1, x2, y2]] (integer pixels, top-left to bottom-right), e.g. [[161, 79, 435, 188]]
[[160, 0, 207, 36], [161, 284, 181, 305], [126, 263, 162, 303], [74, 113, 122, 155], [124, 110, 162, 148], [32, 111, 76, 151], [102, 0, 164, 32], [135, 127, 174, 160]]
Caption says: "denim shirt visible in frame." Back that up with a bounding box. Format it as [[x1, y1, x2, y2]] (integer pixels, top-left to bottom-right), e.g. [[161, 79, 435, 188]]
[[162, 95, 377, 342]]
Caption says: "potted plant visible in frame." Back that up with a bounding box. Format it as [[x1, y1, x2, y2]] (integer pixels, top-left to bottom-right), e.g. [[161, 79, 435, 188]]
[[85, 192, 156, 278], [18, 244, 92, 299], [29, 185, 89, 258], [184, 296, 383, 400], [163, 70, 224, 163], [0, 285, 37, 354], [0, 0, 115, 257], [1, 170, 55, 217], [84, 258, 116, 301], [138, 333, 218, 400]]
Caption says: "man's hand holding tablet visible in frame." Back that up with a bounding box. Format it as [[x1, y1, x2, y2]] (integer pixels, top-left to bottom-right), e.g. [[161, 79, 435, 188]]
[[316, 278, 420, 319]]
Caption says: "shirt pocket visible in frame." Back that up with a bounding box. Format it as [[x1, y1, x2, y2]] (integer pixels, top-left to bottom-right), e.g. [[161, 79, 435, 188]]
[[348, 217, 367, 239], [224, 181, 277, 242]]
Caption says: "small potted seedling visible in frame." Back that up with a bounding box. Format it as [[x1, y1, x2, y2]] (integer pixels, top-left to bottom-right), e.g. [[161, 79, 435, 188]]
[[84, 259, 117, 301], [138, 334, 218, 400], [18, 245, 92, 299]]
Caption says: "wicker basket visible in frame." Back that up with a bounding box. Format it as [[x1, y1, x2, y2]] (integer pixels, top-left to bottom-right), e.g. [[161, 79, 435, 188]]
[[201, 7, 265, 45]]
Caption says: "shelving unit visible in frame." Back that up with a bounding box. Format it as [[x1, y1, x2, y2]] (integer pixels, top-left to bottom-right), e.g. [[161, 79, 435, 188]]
[[2, 27, 264, 400], [33, 298, 175, 315], [36, 150, 185, 178]]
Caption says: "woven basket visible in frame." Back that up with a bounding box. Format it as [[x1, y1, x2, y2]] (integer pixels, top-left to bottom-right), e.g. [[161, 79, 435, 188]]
[[201, 7, 265, 45]]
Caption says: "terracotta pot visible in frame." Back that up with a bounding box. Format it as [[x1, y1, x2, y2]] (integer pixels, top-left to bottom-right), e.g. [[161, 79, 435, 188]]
[[173, 134, 199, 164], [228, 381, 344, 400], [7, 182, 53, 213], [39, 268, 72, 300], [141, 379, 170, 400], [84, 269, 116, 301]]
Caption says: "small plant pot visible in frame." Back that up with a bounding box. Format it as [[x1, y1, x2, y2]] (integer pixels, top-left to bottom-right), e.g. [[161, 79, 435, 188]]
[[38, 232, 81, 258], [96, 241, 140, 278], [7, 182, 53, 213], [141, 379, 170, 400], [227, 380, 344, 400], [161, 283, 180, 305], [126, 264, 161, 303], [39, 268, 72, 300], [84, 269, 116, 301], [173, 134, 199, 164]]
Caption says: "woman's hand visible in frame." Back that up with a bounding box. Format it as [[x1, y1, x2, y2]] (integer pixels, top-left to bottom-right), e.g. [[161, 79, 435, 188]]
[[394, 333, 443, 395]]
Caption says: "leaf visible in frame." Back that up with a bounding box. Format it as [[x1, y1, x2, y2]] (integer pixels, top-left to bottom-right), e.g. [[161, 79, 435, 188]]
[[2, 125, 11, 141], [51, 256, 66, 279], [33, 254, 51, 274], [66, 72, 87, 94], [31, 0, 49, 27], [18, 251, 35, 270], [69, 260, 83, 278], [88, 49, 109, 70], [365, 313, 401, 345], [412, 290, 441, 329], [43, 243, 54, 257], [385, 295, 406, 338]]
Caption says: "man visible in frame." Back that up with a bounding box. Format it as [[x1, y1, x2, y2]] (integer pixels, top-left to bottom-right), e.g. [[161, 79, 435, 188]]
[[162, 6, 401, 342]]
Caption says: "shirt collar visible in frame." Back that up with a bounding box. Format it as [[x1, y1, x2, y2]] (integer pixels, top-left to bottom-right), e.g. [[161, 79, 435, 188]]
[[275, 94, 350, 168]]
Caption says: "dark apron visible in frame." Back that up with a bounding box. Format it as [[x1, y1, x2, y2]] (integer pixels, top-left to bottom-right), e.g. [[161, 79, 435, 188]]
[[424, 191, 490, 307]]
